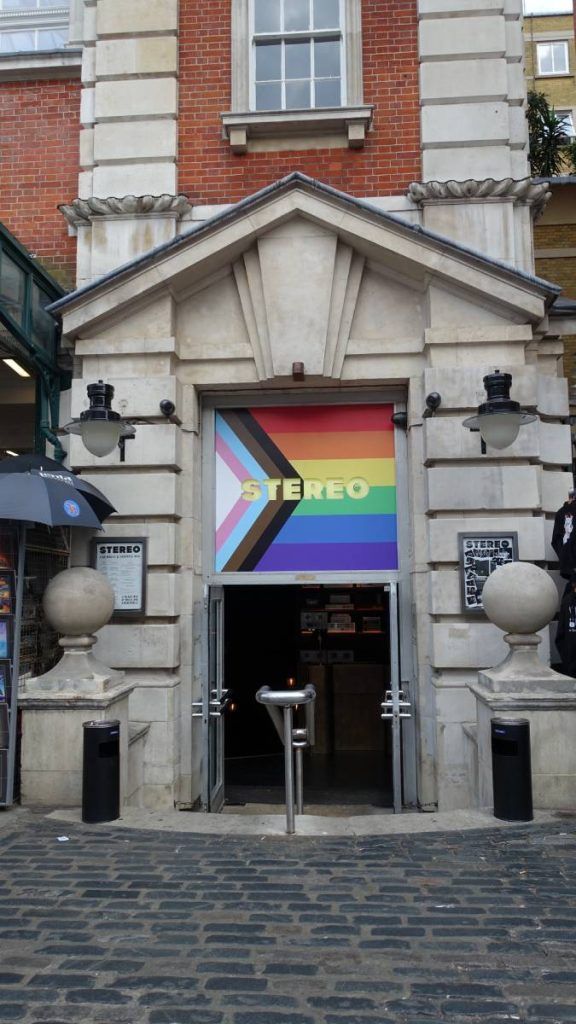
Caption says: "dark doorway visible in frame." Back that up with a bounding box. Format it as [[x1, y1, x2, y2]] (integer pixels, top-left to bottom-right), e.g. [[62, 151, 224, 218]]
[[224, 584, 392, 808]]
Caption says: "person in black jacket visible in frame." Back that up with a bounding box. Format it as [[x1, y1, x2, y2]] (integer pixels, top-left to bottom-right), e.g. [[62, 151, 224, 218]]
[[552, 490, 576, 581], [555, 571, 576, 678]]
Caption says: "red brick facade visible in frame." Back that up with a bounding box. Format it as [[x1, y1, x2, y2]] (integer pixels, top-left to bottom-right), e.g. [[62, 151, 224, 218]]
[[0, 78, 80, 288], [178, 0, 421, 205]]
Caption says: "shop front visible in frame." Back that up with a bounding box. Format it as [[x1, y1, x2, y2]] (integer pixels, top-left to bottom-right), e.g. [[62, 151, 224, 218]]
[[0, 223, 72, 804], [48, 174, 572, 815]]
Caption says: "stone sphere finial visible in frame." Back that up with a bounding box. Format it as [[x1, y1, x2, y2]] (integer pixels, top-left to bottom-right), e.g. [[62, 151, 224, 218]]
[[43, 567, 114, 637], [482, 561, 558, 635]]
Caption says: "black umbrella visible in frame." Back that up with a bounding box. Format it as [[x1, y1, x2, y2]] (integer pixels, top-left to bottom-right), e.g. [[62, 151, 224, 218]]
[[0, 454, 116, 523], [0, 470, 109, 528]]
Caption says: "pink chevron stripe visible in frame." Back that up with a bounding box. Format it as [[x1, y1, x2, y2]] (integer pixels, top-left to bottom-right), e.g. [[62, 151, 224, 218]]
[[216, 432, 250, 482], [216, 496, 247, 551]]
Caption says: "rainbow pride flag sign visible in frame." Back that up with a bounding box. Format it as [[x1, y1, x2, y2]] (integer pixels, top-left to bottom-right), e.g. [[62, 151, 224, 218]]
[[215, 405, 398, 573]]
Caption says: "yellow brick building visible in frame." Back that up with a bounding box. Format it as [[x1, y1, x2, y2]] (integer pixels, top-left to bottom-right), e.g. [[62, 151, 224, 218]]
[[525, 11, 576, 130], [524, 6, 576, 393]]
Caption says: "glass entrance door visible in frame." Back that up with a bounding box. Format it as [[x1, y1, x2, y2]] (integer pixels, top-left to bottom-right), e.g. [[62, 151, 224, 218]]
[[203, 585, 228, 811], [381, 581, 415, 811], [207, 581, 415, 814]]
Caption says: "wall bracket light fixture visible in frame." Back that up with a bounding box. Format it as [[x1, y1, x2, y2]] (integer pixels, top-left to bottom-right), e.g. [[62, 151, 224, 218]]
[[62, 381, 136, 461], [462, 370, 536, 452]]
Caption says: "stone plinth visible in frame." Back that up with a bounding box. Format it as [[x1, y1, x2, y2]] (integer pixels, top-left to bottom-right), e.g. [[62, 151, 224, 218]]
[[19, 679, 133, 808], [472, 672, 576, 810], [471, 562, 576, 811], [19, 567, 134, 808]]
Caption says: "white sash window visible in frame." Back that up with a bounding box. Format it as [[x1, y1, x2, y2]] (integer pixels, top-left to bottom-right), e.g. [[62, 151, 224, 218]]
[[252, 0, 343, 111], [0, 0, 69, 54]]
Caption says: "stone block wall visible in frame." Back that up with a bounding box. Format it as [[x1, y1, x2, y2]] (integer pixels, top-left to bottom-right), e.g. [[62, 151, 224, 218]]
[[418, 0, 528, 182]]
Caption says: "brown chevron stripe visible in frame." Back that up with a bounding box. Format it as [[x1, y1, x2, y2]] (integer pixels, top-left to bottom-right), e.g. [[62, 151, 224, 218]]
[[220, 409, 301, 572]]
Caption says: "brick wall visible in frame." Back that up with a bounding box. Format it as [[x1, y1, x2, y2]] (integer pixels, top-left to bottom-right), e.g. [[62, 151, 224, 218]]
[[535, 223, 576, 250], [0, 78, 80, 289], [524, 14, 576, 105], [178, 0, 421, 205]]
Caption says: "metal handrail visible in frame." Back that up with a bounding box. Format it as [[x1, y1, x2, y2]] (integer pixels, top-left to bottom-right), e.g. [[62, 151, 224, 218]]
[[256, 684, 316, 834]]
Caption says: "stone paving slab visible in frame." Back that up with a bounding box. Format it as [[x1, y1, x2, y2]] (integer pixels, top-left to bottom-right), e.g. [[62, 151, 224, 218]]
[[48, 804, 560, 837], [0, 814, 575, 1023]]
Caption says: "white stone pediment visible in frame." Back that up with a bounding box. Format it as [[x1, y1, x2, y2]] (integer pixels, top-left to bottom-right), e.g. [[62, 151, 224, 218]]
[[58, 175, 555, 380]]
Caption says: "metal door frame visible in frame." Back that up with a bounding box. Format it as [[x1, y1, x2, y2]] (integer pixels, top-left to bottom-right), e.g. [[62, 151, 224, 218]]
[[199, 584, 226, 812], [198, 390, 418, 811]]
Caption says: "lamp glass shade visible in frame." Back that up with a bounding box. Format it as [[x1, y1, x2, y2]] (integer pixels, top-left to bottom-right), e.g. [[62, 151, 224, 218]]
[[478, 412, 521, 450], [80, 418, 121, 457]]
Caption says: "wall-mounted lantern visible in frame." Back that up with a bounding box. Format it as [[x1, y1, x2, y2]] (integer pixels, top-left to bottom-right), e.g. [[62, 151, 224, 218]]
[[62, 381, 135, 460], [462, 370, 536, 451]]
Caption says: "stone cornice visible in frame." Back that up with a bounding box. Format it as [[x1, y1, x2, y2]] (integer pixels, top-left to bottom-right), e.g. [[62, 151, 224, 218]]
[[59, 194, 193, 227], [408, 178, 551, 218]]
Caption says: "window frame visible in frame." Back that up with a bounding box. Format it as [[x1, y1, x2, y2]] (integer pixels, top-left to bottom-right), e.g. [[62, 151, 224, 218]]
[[557, 108, 576, 139], [250, 0, 346, 112], [536, 39, 570, 76], [225, 0, 370, 150], [0, 1, 69, 56]]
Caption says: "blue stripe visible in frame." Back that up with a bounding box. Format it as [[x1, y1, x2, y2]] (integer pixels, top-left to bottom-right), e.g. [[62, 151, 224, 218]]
[[216, 413, 267, 482], [272, 514, 397, 546]]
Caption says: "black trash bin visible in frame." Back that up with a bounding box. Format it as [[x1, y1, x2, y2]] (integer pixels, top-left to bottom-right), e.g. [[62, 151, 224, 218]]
[[491, 717, 533, 822], [82, 720, 120, 823]]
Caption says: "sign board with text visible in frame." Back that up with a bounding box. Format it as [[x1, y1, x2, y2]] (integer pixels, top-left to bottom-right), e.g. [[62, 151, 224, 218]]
[[215, 405, 397, 573], [91, 537, 147, 616]]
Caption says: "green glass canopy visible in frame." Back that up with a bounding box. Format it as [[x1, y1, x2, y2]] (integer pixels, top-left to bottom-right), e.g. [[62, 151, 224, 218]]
[[0, 222, 70, 462]]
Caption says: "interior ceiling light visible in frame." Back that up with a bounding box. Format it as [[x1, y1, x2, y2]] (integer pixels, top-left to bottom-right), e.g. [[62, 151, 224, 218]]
[[2, 358, 31, 378], [4, 450, 18, 457]]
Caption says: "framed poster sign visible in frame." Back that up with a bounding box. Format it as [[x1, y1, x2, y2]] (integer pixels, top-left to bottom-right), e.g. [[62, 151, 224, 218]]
[[0, 532, 14, 570], [459, 533, 518, 614], [0, 572, 15, 616], [214, 404, 398, 573], [91, 538, 147, 617], [0, 618, 12, 659], [0, 661, 9, 703]]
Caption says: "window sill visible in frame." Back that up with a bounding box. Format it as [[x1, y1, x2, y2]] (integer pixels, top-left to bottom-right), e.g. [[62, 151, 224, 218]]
[[221, 106, 374, 153], [0, 49, 81, 82]]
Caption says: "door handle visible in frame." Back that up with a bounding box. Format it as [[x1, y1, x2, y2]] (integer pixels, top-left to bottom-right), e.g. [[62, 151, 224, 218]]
[[209, 695, 231, 717], [380, 686, 412, 720]]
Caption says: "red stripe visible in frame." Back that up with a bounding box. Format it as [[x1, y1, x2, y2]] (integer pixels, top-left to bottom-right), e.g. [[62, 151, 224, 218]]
[[251, 405, 394, 434]]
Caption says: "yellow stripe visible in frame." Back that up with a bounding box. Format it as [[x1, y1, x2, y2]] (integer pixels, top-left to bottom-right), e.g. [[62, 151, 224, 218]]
[[291, 458, 395, 488]]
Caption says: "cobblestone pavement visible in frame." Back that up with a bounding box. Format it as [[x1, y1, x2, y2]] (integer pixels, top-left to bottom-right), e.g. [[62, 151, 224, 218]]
[[0, 813, 575, 1023]]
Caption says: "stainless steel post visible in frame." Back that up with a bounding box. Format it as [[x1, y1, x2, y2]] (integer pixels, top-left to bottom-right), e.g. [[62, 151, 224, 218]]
[[255, 685, 316, 834], [283, 705, 295, 834], [292, 727, 307, 815], [294, 745, 304, 815]]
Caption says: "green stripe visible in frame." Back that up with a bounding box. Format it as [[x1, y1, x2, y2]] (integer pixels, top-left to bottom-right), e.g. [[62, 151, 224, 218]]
[[293, 487, 397, 517]]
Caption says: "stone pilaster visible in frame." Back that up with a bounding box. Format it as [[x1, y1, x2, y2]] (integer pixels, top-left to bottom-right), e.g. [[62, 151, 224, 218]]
[[416, 0, 538, 271], [66, 0, 183, 284], [418, 0, 527, 182]]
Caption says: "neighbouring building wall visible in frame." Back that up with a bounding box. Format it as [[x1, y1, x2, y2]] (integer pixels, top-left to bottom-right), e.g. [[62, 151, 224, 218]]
[[524, 12, 576, 112], [0, 78, 80, 288], [535, 182, 576, 389]]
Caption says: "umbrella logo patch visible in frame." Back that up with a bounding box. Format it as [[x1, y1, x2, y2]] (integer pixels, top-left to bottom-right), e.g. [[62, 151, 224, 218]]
[[63, 499, 80, 518]]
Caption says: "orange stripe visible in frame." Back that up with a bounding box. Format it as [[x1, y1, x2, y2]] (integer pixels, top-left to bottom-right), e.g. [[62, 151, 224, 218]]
[[269, 430, 395, 461]]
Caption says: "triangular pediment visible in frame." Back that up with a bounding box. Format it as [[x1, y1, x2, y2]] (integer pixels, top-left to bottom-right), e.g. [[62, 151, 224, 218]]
[[55, 174, 555, 381]]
